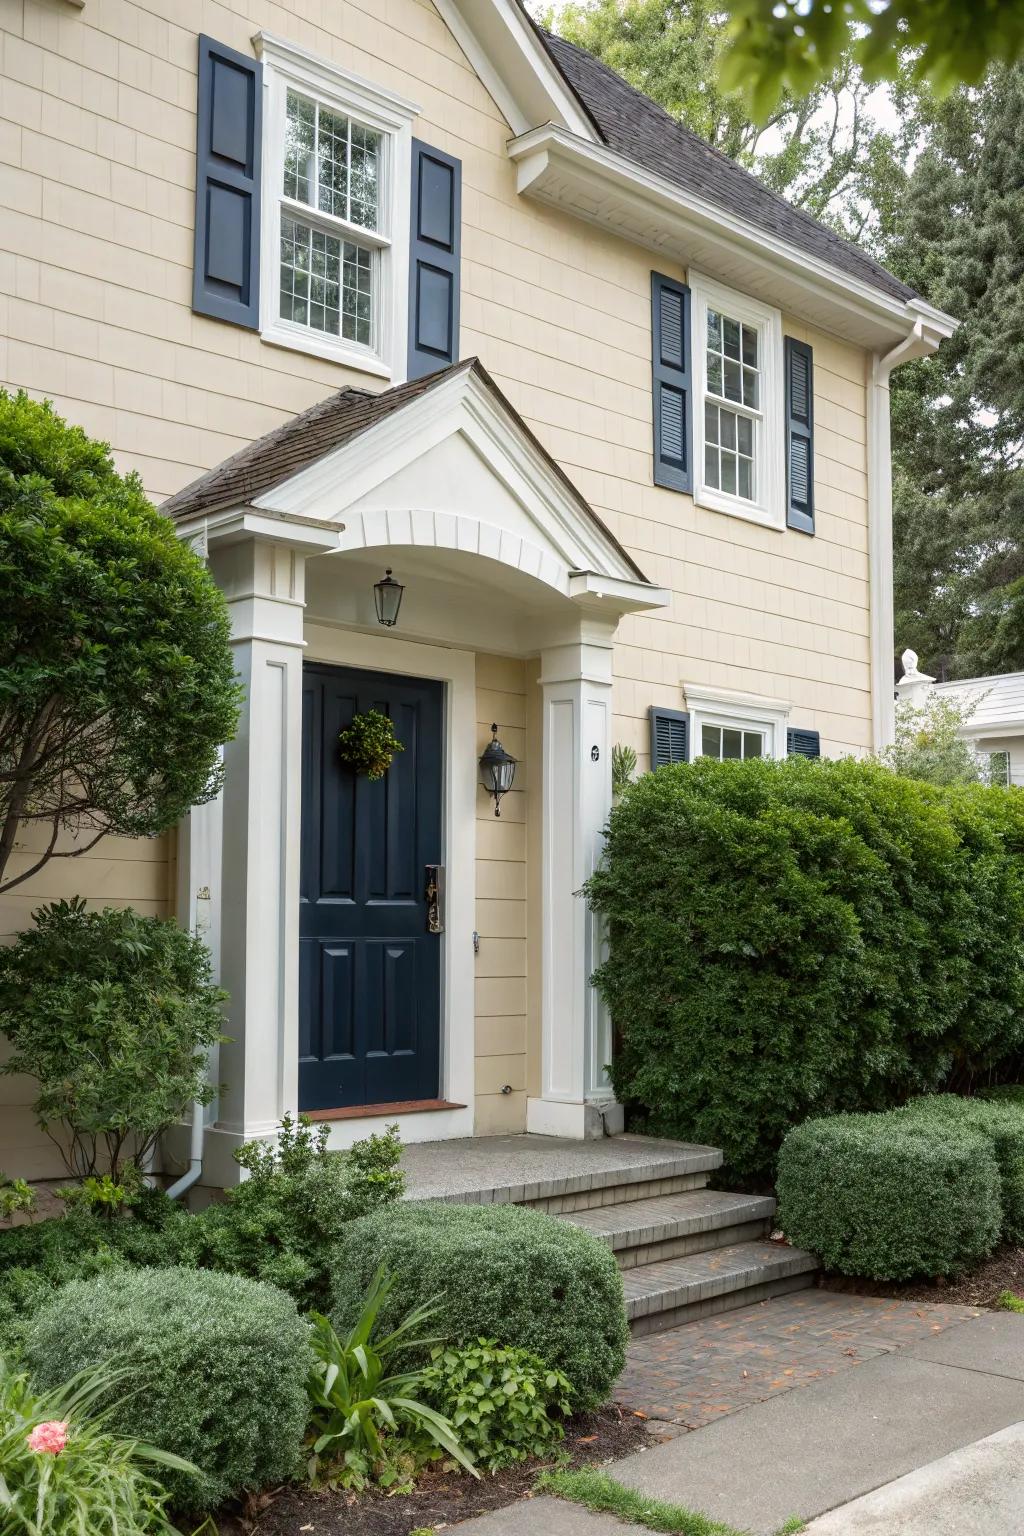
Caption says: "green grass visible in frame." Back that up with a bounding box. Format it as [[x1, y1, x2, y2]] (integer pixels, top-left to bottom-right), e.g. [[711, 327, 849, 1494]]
[[537, 1468, 804, 1536], [996, 1290, 1024, 1313]]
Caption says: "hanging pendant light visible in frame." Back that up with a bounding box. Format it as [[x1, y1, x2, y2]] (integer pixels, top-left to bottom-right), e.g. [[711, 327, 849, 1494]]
[[373, 568, 404, 627]]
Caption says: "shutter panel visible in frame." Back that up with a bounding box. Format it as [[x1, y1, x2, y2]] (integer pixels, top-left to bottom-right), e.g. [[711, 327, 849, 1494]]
[[650, 707, 690, 768], [787, 728, 821, 759], [408, 141, 462, 381], [651, 273, 693, 493], [785, 337, 814, 533], [192, 36, 262, 329]]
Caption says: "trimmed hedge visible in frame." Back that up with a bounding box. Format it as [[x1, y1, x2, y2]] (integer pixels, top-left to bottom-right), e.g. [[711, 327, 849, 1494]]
[[585, 756, 1024, 1180], [331, 1202, 629, 1409], [24, 1267, 310, 1513], [903, 1095, 1024, 1243], [776, 1111, 1002, 1279]]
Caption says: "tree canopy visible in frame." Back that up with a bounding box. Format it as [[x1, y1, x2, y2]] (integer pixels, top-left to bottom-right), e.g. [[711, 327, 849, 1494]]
[[0, 390, 240, 894], [718, 0, 1024, 122]]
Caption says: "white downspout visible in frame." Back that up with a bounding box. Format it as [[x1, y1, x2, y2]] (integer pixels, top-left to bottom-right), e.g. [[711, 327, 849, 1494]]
[[867, 319, 925, 753], [166, 886, 213, 1202]]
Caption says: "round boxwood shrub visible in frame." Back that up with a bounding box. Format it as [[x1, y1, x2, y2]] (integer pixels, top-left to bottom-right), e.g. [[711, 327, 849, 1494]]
[[331, 1202, 629, 1409], [776, 1112, 1003, 1279], [24, 1266, 311, 1513], [903, 1095, 1024, 1244]]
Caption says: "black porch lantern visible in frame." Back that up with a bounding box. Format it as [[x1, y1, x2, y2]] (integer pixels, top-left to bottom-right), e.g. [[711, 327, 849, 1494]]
[[373, 568, 404, 627], [479, 723, 516, 816]]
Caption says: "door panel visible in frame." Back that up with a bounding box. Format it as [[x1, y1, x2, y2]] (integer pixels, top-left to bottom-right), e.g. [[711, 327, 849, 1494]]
[[299, 663, 443, 1110]]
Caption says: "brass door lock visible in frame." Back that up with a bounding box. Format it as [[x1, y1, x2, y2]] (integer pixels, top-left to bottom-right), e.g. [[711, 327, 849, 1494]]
[[425, 865, 444, 934]]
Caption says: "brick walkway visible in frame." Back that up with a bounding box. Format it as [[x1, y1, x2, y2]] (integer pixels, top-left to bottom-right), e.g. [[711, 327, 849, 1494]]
[[616, 1289, 981, 1430]]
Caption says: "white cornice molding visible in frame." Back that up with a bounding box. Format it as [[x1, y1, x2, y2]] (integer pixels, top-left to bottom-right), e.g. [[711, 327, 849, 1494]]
[[509, 125, 958, 351], [432, 0, 596, 140], [252, 32, 421, 125]]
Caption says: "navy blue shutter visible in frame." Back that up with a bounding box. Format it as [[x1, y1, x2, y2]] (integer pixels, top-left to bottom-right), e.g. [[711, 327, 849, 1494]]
[[192, 36, 262, 328], [787, 728, 821, 759], [651, 273, 692, 493], [650, 707, 690, 767], [785, 337, 814, 533], [408, 141, 461, 380]]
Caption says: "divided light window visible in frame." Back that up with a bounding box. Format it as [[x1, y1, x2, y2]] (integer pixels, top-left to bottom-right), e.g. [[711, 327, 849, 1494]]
[[279, 88, 386, 349], [701, 723, 764, 760], [704, 310, 760, 503]]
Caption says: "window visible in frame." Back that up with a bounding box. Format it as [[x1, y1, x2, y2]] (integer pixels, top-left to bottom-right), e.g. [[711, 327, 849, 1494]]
[[701, 723, 764, 760], [256, 34, 418, 376], [691, 274, 784, 528], [988, 750, 1011, 787], [685, 683, 790, 760]]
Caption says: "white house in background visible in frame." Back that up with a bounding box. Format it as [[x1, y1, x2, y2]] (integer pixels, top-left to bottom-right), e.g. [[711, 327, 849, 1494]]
[[1, 0, 957, 1184], [895, 650, 1021, 786]]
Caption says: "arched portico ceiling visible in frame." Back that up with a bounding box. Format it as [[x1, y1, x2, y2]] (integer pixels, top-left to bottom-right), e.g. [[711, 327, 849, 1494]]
[[166, 358, 668, 618]]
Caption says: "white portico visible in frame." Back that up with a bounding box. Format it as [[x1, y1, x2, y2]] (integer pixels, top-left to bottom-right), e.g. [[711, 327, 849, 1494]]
[[167, 360, 667, 1177]]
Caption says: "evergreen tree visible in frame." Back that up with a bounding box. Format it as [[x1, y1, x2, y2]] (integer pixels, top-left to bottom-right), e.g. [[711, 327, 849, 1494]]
[[886, 66, 1024, 678]]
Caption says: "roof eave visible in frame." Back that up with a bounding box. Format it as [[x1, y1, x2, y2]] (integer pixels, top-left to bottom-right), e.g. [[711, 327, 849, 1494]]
[[508, 124, 958, 353]]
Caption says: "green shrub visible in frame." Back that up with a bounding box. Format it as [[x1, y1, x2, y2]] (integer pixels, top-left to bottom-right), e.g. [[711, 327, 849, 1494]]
[[903, 1095, 1024, 1242], [0, 1356, 196, 1536], [0, 388, 240, 898], [585, 756, 1024, 1180], [776, 1111, 1002, 1279], [189, 1115, 404, 1310], [24, 1267, 310, 1513], [981, 1084, 1024, 1107], [331, 1202, 628, 1410], [421, 1338, 574, 1471], [0, 899, 224, 1182]]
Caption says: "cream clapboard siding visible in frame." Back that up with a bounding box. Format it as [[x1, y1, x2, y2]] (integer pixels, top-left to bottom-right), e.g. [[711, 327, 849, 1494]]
[[474, 654, 528, 1133], [0, 0, 874, 1155], [0, 826, 173, 1180]]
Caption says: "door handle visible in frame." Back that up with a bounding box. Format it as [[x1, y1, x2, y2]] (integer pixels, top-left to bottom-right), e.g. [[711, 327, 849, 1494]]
[[425, 865, 445, 934]]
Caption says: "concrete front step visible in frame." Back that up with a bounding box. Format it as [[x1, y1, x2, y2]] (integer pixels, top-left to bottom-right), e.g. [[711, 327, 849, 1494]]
[[402, 1133, 723, 1213], [557, 1188, 777, 1269], [622, 1239, 819, 1337]]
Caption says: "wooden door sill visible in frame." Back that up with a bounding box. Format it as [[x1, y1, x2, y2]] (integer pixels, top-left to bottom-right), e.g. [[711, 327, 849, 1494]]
[[305, 1098, 466, 1123]]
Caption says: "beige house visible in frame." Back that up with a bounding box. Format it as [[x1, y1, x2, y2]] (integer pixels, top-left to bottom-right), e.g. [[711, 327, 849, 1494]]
[[0, 0, 955, 1183]]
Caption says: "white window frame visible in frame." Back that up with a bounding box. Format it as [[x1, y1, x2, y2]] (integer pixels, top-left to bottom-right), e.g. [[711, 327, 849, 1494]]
[[255, 33, 419, 379], [691, 272, 785, 531], [685, 683, 791, 761]]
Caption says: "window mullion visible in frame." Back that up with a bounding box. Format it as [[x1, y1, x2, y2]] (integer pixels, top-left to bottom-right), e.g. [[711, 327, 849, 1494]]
[[346, 115, 353, 225]]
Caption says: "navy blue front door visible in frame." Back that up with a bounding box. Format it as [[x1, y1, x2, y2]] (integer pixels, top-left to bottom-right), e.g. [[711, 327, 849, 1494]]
[[299, 663, 443, 1111]]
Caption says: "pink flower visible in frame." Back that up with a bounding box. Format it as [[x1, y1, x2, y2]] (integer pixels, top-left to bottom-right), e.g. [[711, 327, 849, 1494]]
[[27, 1421, 69, 1455]]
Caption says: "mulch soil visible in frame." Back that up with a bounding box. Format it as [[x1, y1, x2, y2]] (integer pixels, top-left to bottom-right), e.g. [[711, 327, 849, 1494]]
[[821, 1242, 1024, 1309], [213, 1406, 653, 1536]]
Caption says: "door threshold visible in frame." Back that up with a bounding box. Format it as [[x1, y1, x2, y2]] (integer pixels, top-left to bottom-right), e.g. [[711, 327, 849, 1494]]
[[305, 1099, 467, 1123]]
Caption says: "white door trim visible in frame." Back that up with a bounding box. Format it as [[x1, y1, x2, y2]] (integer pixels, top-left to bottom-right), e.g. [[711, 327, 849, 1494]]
[[303, 622, 476, 1147]]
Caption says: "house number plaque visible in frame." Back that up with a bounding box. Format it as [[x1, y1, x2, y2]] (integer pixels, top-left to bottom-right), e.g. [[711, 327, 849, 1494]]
[[425, 864, 445, 934]]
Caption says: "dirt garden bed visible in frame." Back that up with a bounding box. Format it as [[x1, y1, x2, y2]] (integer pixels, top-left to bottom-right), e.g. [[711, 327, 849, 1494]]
[[821, 1243, 1024, 1309], [215, 1405, 653, 1536]]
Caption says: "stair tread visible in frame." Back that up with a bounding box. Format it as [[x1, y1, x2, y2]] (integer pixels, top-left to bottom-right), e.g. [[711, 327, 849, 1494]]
[[621, 1240, 818, 1316], [557, 1188, 775, 1245]]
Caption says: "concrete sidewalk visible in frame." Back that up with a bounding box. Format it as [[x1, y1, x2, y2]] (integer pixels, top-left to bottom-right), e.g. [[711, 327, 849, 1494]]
[[453, 1311, 1024, 1535], [609, 1312, 1024, 1534], [803, 1421, 1024, 1534]]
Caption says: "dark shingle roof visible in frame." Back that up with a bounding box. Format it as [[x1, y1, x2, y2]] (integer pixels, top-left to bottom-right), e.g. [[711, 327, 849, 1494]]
[[161, 355, 649, 582], [162, 362, 472, 522], [538, 29, 916, 305]]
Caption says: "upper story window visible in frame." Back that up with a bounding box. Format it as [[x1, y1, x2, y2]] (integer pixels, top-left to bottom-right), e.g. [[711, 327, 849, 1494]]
[[691, 274, 784, 529], [256, 34, 418, 378]]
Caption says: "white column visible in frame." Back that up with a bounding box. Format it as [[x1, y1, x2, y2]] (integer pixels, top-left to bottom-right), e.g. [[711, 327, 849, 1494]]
[[528, 624, 615, 1139], [212, 535, 310, 1143]]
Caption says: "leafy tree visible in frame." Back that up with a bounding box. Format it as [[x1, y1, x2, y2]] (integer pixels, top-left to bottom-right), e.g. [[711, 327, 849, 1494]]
[[880, 694, 987, 787], [718, 0, 1024, 121], [885, 66, 1024, 679], [542, 0, 917, 241], [0, 390, 240, 893]]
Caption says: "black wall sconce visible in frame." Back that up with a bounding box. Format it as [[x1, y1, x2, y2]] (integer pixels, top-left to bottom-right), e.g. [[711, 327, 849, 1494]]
[[373, 568, 404, 627], [479, 724, 516, 817]]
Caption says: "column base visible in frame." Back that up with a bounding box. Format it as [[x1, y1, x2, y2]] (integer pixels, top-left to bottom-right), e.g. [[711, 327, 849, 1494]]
[[526, 1097, 622, 1139]]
